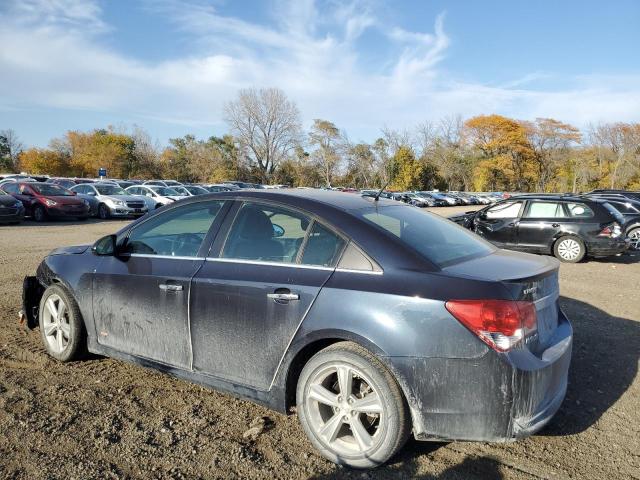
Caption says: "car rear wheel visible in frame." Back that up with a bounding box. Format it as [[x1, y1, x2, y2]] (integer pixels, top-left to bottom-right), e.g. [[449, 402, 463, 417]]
[[296, 341, 410, 469], [628, 227, 640, 250], [554, 235, 585, 263], [98, 203, 110, 219], [38, 284, 86, 362], [33, 206, 46, 222]]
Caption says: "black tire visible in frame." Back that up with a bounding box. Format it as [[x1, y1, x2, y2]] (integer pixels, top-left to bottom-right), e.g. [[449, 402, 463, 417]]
[[627, 227, 640, 251], [296, 341, 411, 469], [98, 203, 110, 220], [553, 235, 586, 263], [38, 284, 86, 362], [33, 206, 46, 222]]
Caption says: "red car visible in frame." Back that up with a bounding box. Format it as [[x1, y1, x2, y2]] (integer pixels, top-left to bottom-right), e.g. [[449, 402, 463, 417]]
[[1, 182, 90, 222]]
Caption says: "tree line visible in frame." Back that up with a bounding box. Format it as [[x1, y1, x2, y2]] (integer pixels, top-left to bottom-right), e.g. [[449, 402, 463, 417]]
[[3, 88, 640, 192]]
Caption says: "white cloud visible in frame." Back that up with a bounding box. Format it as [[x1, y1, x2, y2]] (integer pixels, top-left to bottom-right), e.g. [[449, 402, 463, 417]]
[[0, 0, 639, 146]]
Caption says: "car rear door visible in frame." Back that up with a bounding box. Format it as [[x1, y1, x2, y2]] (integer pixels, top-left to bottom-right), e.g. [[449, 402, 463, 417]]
[[473, 200, 524, 247], [189, 200, 347, 390], [517, 200, 567, 252], [92, 200, 229, 368]]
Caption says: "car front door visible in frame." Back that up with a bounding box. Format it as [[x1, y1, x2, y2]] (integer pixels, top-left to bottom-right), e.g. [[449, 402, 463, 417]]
[[473, 200, 524, 247], [190, 201, 347, 390], [517, 201, 567, 252], [92, 200, 229, 368]]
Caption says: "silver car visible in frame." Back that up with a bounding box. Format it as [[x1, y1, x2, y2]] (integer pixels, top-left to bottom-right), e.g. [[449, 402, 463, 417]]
[[71, 183, 148, 219]]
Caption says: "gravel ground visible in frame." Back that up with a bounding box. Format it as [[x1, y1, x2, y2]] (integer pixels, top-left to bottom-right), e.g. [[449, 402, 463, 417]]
[[0, 208, 638, 480]]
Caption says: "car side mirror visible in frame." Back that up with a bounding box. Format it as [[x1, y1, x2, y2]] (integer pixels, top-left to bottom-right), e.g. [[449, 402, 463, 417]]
[[92, 234, 117, 256]]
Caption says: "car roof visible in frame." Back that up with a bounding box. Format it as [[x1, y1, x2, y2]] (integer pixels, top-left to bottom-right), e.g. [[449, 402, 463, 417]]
[[190, 188, 399, 212], [509, 194, 608, 204]]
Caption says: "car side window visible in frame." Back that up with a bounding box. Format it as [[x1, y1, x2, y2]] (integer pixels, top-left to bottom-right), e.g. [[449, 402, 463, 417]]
[[525, 201, 567, 218], [124, 201, 224, 257], [222, 202, 311, 263], [300, 222, 347, 267], [484, 201, 523, 219], [566, 203, 594, 218], [3, 183, 18, 194]]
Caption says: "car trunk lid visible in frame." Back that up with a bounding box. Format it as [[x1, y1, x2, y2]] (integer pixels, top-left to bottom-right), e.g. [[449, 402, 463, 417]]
[[442, 249, 560, 356]]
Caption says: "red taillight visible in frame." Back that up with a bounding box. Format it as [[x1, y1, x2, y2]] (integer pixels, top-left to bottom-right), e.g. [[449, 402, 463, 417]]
[[445, 299, 537, 352], [598, 222, 622, 238]]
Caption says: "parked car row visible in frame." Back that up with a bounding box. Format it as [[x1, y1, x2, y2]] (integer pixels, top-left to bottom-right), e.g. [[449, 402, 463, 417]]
[[368, 190, 501, 207]]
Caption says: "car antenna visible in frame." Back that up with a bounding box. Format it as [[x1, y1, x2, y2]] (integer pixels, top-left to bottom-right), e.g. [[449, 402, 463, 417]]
[[373, 181, 390, 202]]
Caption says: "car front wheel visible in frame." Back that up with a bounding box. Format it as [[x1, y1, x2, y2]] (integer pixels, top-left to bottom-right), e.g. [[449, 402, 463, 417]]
[[33, 205, 46, 222], [98, 203, 110, 219], [38, 284, 86, 362], [296, 341, 410, 469], [554, 235, 586, 263]]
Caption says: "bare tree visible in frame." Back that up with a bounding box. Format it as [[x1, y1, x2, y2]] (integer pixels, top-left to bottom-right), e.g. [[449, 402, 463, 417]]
[[0, 129, 24, 172], [224, 88, 301, 181], [309, 119, 344, 187]]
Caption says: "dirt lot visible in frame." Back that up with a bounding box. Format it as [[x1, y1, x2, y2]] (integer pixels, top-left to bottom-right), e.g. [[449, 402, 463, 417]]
[[0, 208, 638, 480]]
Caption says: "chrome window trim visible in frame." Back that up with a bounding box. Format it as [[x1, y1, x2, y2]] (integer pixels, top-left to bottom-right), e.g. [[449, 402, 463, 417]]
[[204, 256, 383, 274], [205, 257, 334, 271], [123, 253, 206, 261]]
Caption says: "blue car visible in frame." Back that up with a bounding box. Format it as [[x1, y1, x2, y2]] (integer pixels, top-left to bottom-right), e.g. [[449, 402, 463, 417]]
[[22, 190, 572, 468]]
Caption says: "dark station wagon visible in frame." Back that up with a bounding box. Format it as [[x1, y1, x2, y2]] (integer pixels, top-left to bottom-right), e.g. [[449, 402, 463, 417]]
[[451, 195, 629, 262], [22, 190, 572, 468]]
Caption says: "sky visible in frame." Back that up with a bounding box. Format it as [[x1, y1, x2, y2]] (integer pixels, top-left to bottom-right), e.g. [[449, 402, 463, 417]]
[[1, 0, 639, 148]]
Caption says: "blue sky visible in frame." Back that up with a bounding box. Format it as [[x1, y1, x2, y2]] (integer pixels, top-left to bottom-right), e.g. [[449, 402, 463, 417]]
[[1, 0, 639, 148]]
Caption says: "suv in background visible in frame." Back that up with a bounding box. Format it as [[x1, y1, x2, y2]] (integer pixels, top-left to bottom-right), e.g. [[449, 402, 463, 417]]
[[450, 195, 629, 262]]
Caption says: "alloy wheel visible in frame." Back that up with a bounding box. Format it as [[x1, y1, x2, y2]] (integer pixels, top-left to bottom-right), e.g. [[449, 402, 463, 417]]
[[304, 363, 384, 457], [41, 294, 70, 354], [629, 229, 640, 250], [557, 238, 581, 261]]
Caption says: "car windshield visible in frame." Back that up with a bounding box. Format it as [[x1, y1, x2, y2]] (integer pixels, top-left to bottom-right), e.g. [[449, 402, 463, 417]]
[[358, 205, 495, 267], [30, 184, 73, 196], [150, 186, 179, 196], [95, 185, 127, 195]]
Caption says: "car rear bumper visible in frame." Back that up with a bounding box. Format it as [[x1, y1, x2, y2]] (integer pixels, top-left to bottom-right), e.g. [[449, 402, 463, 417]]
[[586, 237, 629, 257], [389, 309, 572, 442]]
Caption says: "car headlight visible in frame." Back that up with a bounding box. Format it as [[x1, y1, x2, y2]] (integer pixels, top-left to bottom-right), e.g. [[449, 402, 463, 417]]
[[110, 199, 125, 207], [43, 198, 57, 207]]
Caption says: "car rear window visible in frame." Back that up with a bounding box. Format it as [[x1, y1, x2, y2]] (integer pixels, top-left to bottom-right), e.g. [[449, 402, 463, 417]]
[[566, 203, 594, 218], [358, 205, 495, 267]]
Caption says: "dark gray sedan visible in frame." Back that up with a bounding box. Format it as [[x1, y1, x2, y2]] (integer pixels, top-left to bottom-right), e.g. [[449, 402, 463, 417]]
[[22, 190, 572, 468]]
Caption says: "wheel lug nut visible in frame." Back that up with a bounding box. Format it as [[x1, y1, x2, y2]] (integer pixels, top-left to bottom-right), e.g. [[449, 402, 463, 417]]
[[337, 396, 342, 402], [342, 415, 349, 422]]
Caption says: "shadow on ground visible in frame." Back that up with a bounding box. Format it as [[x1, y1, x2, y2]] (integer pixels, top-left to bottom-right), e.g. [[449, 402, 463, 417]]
[[541, 296, 639, 436]]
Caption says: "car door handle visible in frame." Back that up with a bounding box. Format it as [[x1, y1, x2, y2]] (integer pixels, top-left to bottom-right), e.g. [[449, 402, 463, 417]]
[[267, 292, 299, 301], [159, 283, 183, 292]]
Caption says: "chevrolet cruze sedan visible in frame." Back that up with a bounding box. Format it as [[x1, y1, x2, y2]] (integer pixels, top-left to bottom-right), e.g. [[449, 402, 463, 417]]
[[22, 190, 572, 468], [70, 183, 148, 219]]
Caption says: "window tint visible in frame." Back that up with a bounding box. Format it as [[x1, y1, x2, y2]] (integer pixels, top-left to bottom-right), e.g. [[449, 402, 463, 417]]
[[124, 201, 224, 257], [301, 222, 346, 267], [360, 205, 494, 267], [222, 202, 310, 263], [485, 201, 523, 219], [3, 183, 18, 194], [566, 203, 594, 218], [525, 202, 567, 218]]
